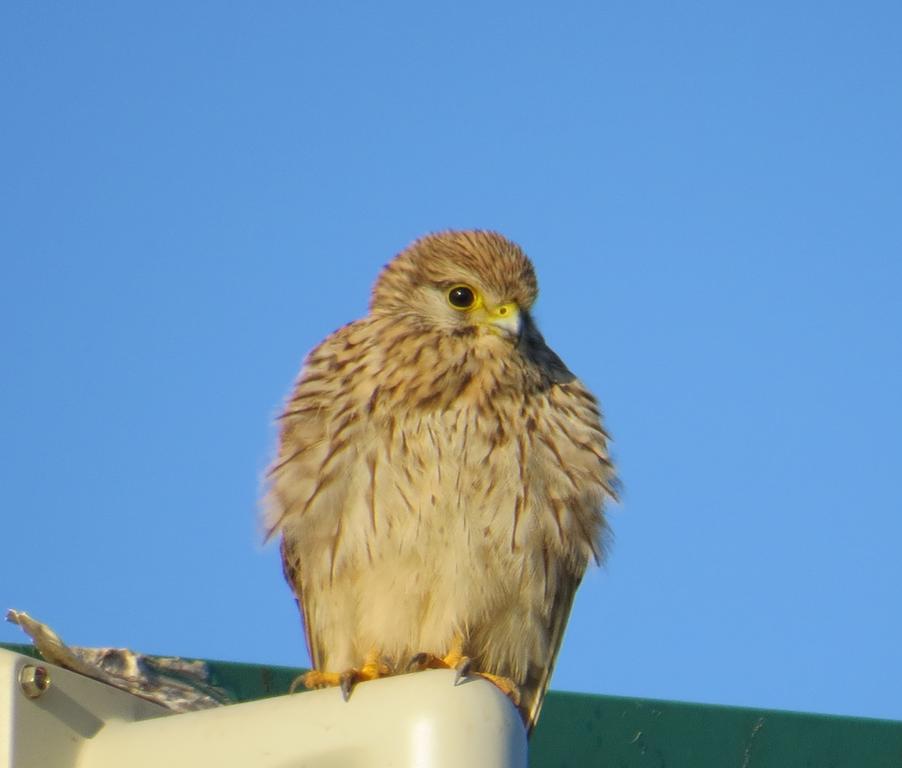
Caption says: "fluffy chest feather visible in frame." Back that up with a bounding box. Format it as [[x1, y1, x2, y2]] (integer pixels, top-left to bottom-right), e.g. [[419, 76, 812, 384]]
[[269, 316, 611, 672]]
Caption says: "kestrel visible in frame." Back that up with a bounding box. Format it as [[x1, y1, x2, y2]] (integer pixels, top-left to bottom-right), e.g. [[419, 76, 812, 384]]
[[264, 231, 617, 732]]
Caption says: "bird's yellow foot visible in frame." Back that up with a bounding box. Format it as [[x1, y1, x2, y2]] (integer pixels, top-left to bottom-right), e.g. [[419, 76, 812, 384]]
[[407, 634, 468, 672], [407, 639, 521, 707], [290, 652, 389, 701], [453, 657, 522, 707]]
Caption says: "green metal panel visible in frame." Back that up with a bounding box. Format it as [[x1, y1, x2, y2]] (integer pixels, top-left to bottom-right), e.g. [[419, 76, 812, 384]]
[[529, 690, 902, 767], [4, 643, 901, 766]]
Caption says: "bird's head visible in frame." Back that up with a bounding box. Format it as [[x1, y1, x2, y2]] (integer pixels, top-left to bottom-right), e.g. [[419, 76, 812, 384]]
[[370, 230, 574, 385], [370, 230, 538, 341]]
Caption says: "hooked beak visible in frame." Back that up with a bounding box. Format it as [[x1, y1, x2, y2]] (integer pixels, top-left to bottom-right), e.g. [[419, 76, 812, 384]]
[[487, 302, 521, 338]]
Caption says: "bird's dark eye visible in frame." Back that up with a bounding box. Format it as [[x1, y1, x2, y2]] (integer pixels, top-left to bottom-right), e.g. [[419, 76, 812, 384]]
[[447, 285, 476, 310]]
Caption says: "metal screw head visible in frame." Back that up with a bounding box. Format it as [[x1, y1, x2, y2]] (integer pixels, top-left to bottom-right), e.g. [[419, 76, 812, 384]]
[[19, 665, 51, 699]]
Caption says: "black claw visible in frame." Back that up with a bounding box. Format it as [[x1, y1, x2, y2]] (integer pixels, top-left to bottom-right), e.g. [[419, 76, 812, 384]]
[[339, 671, 354, 701], [454, 656, 473, 686], [408, 652, 430, 671]]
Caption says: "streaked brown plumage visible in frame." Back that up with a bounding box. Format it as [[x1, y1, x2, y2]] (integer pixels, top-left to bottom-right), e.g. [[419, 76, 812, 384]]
[[264, 230, 616, 732]]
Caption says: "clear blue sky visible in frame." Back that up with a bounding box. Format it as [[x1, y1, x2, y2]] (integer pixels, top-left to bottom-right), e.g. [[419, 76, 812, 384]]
[[2, 2, 900, 722]]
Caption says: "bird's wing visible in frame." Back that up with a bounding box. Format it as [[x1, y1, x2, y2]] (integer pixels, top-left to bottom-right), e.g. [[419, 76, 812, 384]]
[[280, 536, 326, 671], [522, 560, 583, 733], [266, 320, 373, 672], [268, 385, 332, 673]]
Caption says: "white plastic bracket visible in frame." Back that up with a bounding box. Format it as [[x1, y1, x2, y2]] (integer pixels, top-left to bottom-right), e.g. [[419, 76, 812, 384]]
[[0, 647, 527, 767]]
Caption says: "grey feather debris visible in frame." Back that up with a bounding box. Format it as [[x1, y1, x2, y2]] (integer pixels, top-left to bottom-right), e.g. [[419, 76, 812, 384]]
[[6, 609, 233, 712]]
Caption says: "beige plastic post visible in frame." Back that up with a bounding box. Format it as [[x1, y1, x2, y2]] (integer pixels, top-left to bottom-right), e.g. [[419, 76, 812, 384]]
[[0, 647, 527, 768]]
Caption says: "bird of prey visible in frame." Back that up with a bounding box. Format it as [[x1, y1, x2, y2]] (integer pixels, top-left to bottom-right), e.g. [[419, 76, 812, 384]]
[[264, 230, 617, 732]]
